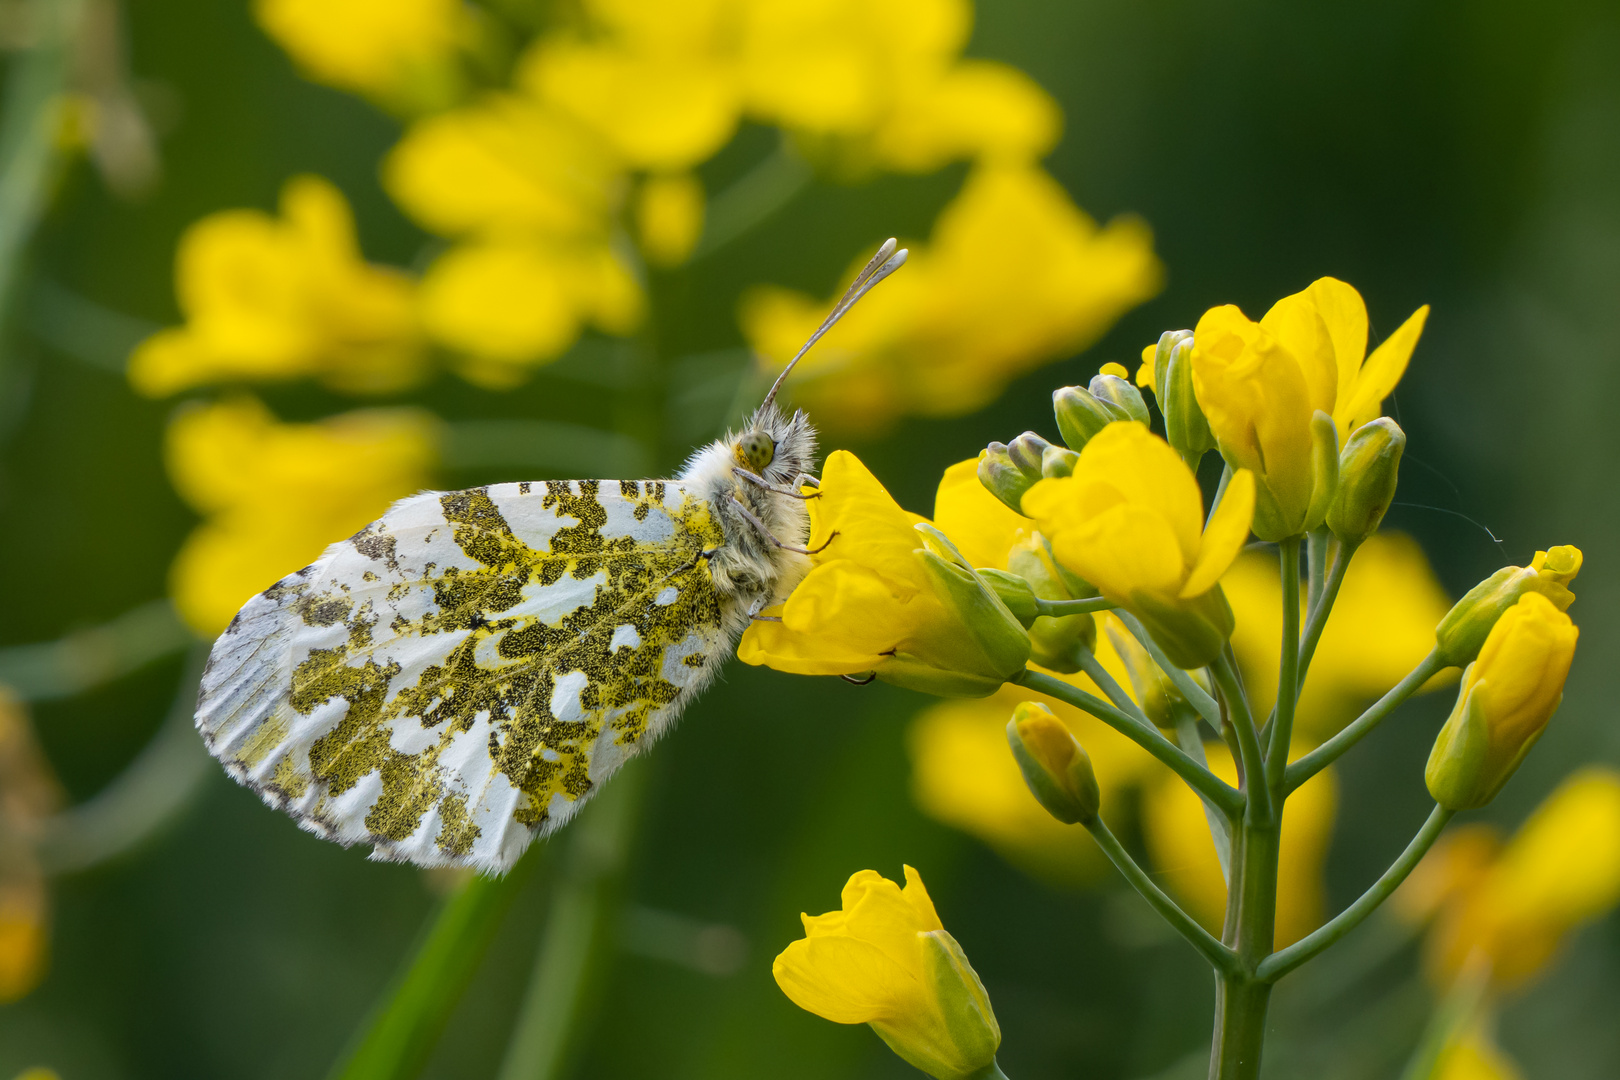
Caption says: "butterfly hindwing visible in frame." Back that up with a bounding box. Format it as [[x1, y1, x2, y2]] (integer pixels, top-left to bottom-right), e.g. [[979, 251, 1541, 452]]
[[197, 479, 730, 873]]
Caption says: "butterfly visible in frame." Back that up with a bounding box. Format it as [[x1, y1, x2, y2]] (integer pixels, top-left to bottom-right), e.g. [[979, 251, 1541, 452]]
[[194, 240, 908, 874]]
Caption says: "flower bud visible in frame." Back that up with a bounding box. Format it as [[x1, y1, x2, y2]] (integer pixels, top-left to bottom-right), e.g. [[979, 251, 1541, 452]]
[[976, 443, 1038, 513], [1088, 370, 1150, 427], [1006, 702, 1100, 825], [1156, 332, 1216, 467], [1007, 533, 1096, 672], [977, 569, 1039, 627], [1327, 418, 1405, 547], [1041, 445, 1079, 479], [901, 525, 1033, 696], [1426, 593, 1578, 810], [1052, 386, 1119, 450], [1435, 546, 1582, 667], [1006, 431, 1052, 477]]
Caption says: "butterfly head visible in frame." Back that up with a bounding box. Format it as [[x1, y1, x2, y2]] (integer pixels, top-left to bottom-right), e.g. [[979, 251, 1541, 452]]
[[734, 429, 776, 474]]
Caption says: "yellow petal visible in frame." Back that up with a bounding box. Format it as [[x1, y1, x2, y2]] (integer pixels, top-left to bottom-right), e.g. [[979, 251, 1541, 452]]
[[1073, 423, 1203, 568], [932, 458, 1031, 570], [773, 934, 916, 1024], [1181, 468, 1255, 599], [1051, 503, 1186, 603], [1336, 305, 1429, 435], [1303, 277, 1369, 405], [1259, 290, 1337, 413]]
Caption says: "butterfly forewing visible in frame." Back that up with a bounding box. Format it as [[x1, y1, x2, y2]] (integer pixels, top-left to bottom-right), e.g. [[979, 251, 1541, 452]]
[[197, 479, 728, 873]]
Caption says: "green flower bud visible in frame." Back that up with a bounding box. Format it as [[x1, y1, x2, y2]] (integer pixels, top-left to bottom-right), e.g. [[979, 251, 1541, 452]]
[[903, 931, 1003, 1080], [1053, 387, 1125, 450], [1041, 445, 1079, 479], [977, 568, 1039, 627], [1156, 332, 1215, 467], [1006, 431, 1052, 477], [1007, 533, 1096, 672], [1088, 371, 1150, 427], [1327, 418, 1405, 547], [976, 443, 1037, 513], [1435, 546, 1583, 667], [898, 525, 1032, 696], [1006, 702, 1100, 825]]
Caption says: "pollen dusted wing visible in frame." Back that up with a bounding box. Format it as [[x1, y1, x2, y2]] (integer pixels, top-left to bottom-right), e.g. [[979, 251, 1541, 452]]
[[196, 479, 729, 873]]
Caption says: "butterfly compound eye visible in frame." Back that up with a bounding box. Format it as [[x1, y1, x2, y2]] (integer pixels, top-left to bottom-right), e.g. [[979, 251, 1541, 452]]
[[735, 430, 775, 473]]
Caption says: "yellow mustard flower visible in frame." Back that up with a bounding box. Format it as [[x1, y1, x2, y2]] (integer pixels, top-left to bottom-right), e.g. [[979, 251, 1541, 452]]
[[1191, 277, 1429, 540], [129, 175, 424, 397], [1431, 1020, 1525, 1080], [166, 397, 439, 635], [737, 451, 1029, 696], [254, 0, 467, 112], [1140, 743, 1337, 949], [1426, 592, 1579, 811], [383, 96, 641, 380], [1022, 422, 1256, 669], [1419, 768, 1620, 990], [0, 691, 59, 1005], [1435, 546, 1581, 667], [633, 173, 706, 267], [1225, 532, 1455, 741], [774, 866, 1001, 1080], [742, 164, 1161, 433]]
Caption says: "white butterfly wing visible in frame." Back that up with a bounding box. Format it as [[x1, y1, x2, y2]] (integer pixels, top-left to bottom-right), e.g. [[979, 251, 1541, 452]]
[[197, 479, 732, 873]]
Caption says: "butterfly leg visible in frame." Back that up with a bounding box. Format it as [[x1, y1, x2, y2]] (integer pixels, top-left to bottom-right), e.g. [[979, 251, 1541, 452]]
[[732, 467, 821, 500], [728, 494, 837, 555]]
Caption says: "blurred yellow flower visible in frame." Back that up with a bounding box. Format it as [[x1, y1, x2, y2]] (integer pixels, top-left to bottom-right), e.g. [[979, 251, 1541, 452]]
[[742, 165, 1162, 433], [0, 691, 59, 1005], [166, 396, 439, 635], [130, 175, 424, 397], [1426, 592, 1578, 811], [1023, 422, 1255, 668], [1191, 277, 1428, 540], [1416, 768, 1620, 990], [1225, 532, 1455, 741], [1140, 742, 1337, 949], [634, 173, 706, 267], [254, 0, 467, 112], [383, 96, 642, 381], [1431, 1020, 1525, 1080], [737, 451, 1029, 696], [774, 866, 1001, 1080]]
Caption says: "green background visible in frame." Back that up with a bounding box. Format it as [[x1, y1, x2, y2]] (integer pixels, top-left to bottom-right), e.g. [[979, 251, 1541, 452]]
[[4, 0, 1619, 1076]]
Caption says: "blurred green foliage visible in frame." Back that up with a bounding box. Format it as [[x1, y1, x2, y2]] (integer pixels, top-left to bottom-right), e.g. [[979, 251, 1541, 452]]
[[4, 0, 1620, 1077]]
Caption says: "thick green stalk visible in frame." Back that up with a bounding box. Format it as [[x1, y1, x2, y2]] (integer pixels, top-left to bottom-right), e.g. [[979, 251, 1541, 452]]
[[1209, 976, 1273, 1080], [1258, 805, 1453, 982], [1015, 669, 1243, 817], [1285, 651, 1450, 792], [328, 853, 541, 1080], [1265, 538, 1302, 798], [1086, 817, 1238, 975]]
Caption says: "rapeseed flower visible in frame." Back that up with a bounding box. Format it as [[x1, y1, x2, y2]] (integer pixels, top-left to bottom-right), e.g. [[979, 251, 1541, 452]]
[[1435, 546, 1581, 667], [742, 165, 1161, 432], [166, 397, 439, 635], [129, 175, 424, 396], [1411, 768, 1620, 989], [1191, 277, 1429, 540], [737, 451, 1029, 696], [774, 866, 1001, 1080], [1224, 532, 1455, 741], [1140, 743, 1338, 949], [254, 0, 468, 113], [1426, 593, 1578, 811], [1022, 422, 1255, 668]]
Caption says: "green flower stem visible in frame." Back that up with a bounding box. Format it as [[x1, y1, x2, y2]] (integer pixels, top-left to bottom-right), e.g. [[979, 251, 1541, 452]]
[[1174, 704, 1232, 885], [1210, 975, 1274, 1080], [1033, 596, 1115, 617], [965, 1060, 1012, 1080], [1305, 528, 1329, 615], [328, 852, 543, 1080], [1073, 645, 1150, 727], [1284, 651, 1450, 793], [1016, 669, 1243, 818], [1085, 816, 1239, 975], [1264, 538, 1302, 797], [1257, 805, 1454, 983], [1114, 611, 1222, 728], [1211, 651, 1272, 826], [495, 724, 649, 1080], [1297, 537, 1351, 681]]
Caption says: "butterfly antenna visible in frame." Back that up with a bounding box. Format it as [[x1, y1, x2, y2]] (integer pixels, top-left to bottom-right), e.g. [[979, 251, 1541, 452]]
[[759, 237, 908, 411]]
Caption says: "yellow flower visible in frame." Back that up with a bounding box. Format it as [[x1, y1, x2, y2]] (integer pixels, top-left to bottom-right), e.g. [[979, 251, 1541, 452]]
[[1191, 277, 1429, 540], [1426, 592, 1578, 811], [166, 397, 439, 635], [774, 866, 1001, 1080], [633, 173, 706, 267], [1435, 546, 1581, 667], [1431, 1019, 1525, 1080], [1022, 422, 1256, 668], [254, 0, 468, 112], [737, 451, 1029, 696], [383, 96, 642, 379], [742, 164, 1161, 433], [1420, 768, 1620, 989], [129, 176, 424, 397], [1140, 743, 1338, 949], [1225, 532, 1455, 741]]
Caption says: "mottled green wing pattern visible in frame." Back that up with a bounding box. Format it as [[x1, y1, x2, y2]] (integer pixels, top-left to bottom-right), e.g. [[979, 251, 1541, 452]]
[[196, 479, 730, 872]]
